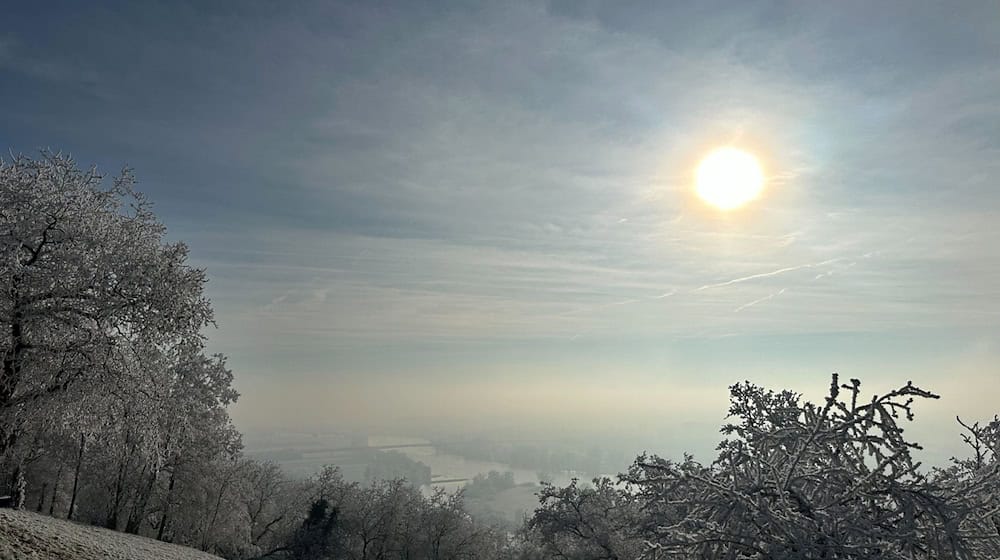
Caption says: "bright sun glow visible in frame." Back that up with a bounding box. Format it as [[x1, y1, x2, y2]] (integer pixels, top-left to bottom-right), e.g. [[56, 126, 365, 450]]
[[695, 147, 765, 210]]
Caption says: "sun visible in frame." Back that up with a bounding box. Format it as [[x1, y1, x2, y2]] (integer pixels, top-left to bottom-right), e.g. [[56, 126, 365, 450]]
[[695, 147, 765, 211]]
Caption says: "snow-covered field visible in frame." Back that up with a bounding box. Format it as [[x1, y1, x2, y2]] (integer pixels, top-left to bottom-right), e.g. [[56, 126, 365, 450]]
[[0, 509, 222, 560]]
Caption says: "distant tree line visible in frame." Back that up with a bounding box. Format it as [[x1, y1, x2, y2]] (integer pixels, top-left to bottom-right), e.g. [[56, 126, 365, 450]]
[[462, 470, 517, 501], [5, 153, 1000, 559], [363, 450, 432, 486], [436, 439, 613, 479]]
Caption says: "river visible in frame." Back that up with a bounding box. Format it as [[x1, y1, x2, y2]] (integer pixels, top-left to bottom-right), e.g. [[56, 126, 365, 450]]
[[365, 435, 579, 491]]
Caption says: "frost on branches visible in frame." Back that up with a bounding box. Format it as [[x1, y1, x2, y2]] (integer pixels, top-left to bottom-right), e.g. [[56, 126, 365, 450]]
[[528, 375, 1000, 559], [0, 152, 221, 508]]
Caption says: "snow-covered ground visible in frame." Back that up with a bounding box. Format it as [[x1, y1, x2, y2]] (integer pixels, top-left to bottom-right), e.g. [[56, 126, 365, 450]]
[[0, 509, 222, 560]]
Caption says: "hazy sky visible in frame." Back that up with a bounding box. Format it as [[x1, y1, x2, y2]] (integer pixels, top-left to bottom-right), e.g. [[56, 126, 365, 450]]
[[3, 1, 999, 461]]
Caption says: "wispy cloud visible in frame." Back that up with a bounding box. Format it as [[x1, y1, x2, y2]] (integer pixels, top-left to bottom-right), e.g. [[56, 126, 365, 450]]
[[735, 288, 787, 313], [696, 259, 841, 291]]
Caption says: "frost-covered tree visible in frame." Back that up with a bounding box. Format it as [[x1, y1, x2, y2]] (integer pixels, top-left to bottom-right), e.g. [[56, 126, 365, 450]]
[[239, 460, 310, 556], [526, 375, 1000, 559], [528, 477, 643, 560], [621, 375, 999, 559], [930, 415, 1000, 559], [240, 466, 509, 560], [1, 152, 212, 472], [1, 151, 246, 551], [19, 337, 240, 534], [148, 346, 241, 539]]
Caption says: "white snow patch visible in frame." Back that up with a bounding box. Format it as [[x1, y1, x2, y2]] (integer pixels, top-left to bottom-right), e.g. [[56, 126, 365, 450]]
[[0, 509, 222, 560]]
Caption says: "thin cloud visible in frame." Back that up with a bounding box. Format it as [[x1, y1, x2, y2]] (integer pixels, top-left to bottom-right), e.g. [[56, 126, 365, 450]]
[[735, 288, 787, 313], [696, 259, 842, 291]]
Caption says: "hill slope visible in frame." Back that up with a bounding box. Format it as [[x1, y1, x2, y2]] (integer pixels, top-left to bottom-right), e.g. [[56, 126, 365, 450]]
[[0, 509, 222, 560]]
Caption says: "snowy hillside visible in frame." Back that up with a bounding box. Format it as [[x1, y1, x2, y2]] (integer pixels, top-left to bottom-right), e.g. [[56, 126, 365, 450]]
[[0, 509, 222, 560]]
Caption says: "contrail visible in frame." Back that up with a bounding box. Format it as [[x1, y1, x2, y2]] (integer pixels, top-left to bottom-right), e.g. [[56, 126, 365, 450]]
[[697, 258, 841, 291], [734, 288, 787, 312]]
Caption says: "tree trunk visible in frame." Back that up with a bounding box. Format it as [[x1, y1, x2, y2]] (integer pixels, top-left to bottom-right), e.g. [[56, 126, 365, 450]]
[[106, 452, 131, 530], [49, 463, 63, 516], [0, 286, 25, 459], [106, 417, 139, 531], [202, 462, 236, 551], [68, 432, 85, 520], [35, 482, 48, 512], [1, 283, 28, 505], [126, 463, 158, 534], [10, 463, 26, 509], [157, 467, 177, 541]]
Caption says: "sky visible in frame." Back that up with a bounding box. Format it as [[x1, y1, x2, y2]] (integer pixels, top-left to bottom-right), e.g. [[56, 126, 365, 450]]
[[3, 1, 1000, 462]]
